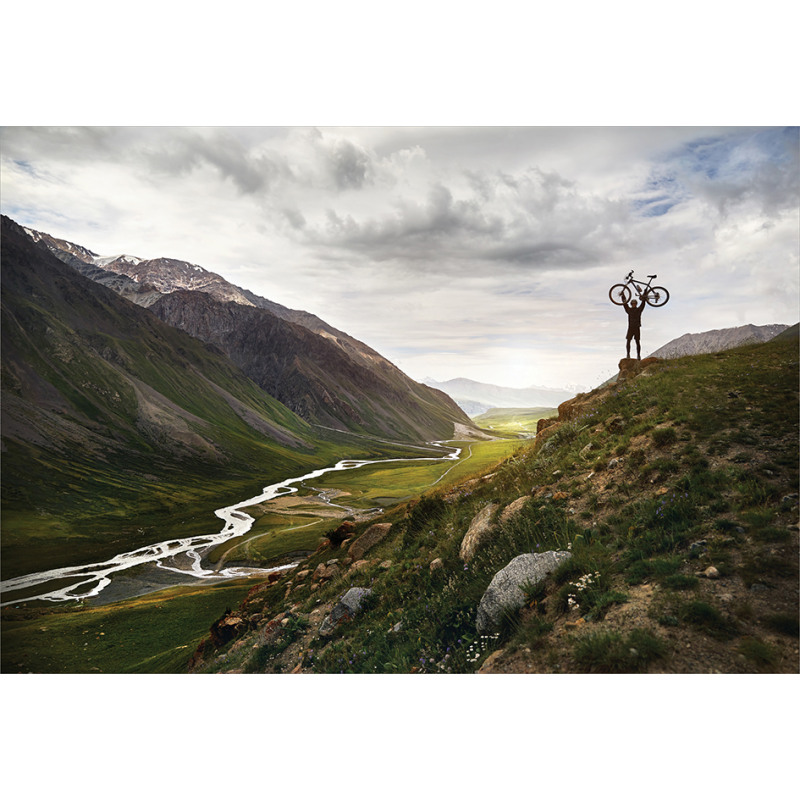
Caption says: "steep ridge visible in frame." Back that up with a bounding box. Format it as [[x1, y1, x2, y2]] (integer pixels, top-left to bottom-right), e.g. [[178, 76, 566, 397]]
[[1, 215, 324, 576], [22, 223, 472, 441], [149, 289, 468, 441]]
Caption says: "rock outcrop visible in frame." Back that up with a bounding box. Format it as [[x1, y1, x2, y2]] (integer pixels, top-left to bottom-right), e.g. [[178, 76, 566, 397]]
[[476, 550, 573, 634], [348, 523, 392, 562]]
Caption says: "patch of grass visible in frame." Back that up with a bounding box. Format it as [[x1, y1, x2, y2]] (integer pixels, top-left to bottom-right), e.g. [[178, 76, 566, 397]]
[[678, 600, 739, 640], [652, 427, 678, 447], [763, 613, 799, 637], [661, 574, 699, 591], [738, 637, 781, 669], [572, 627, 668, 673]]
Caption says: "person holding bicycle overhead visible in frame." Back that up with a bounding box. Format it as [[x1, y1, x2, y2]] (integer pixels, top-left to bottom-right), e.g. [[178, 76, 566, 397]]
[[623, 296, 644, 359], [609, 270, 669, 359]]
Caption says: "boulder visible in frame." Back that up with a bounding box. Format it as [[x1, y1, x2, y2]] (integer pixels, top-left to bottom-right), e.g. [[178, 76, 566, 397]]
[[429, 557, 444, 572], [319, 587, 373, 637], [533, 422, 562, 452], [536, 416, 559, 434], [476, 550, 573, 634], [209, 612, 246, 648], [500, 496, 529, 524], [328, 520, 356, 547], [460, 503, 498, 562], [348, 523, 392, 562]]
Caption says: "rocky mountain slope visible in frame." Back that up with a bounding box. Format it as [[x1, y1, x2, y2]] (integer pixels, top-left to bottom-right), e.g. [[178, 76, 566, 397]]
[[648, 323, 789, 359], [187, 335, 799, 674], [22, 223, 471, 441], [423, 376, 575, 416], [149, 289, 467, 441]]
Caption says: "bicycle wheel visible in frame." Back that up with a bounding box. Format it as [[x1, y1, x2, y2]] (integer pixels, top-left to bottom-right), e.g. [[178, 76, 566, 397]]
[[645, 286, 669, 307], [609, 284, 631, 305]]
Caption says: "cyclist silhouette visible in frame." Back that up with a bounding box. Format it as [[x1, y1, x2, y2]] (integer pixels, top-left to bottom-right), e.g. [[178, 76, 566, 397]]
[[623, 297, 644, 359]]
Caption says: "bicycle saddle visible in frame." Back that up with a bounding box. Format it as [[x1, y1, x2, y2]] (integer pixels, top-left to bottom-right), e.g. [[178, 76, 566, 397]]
[[648, 274, 657, 278]]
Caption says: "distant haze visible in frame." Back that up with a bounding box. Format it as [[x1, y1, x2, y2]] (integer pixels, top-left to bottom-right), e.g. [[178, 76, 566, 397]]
[[2, 126, 797, 389], [424, 377, 576, 417]]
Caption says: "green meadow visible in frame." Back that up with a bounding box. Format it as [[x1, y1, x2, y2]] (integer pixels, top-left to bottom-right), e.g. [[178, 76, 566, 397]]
[[471, 407, 556, 436]]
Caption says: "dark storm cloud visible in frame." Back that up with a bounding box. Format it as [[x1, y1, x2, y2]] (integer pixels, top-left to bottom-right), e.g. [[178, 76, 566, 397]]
[[138, 129, 290, 194], [306, 165, 621, 270]]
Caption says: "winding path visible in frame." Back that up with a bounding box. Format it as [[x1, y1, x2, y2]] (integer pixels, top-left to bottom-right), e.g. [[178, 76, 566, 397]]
[[0, 441, 461, 607]]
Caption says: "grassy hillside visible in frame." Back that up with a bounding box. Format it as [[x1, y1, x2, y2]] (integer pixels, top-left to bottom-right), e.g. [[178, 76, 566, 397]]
[[186, 336, 798, 674]]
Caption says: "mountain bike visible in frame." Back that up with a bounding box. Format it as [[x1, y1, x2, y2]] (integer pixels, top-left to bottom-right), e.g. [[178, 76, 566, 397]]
[[609, 270, 670, 307]]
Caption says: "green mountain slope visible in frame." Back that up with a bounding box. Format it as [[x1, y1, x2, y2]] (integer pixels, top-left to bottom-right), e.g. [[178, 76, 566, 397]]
[[186, 337, 799, 674]]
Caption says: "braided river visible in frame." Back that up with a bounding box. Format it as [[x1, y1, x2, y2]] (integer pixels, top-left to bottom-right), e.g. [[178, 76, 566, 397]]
[[0, 442, 461, 607]]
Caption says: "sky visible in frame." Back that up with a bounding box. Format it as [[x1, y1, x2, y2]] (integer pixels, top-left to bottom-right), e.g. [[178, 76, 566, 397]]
[[2, 125, 798, 390]]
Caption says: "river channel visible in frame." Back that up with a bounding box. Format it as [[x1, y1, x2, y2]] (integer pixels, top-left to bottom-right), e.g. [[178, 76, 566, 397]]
[[0, 442, 461, 607]]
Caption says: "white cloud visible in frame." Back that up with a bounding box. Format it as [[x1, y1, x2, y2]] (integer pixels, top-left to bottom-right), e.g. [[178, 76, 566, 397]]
[[1, 126, 797, 389]]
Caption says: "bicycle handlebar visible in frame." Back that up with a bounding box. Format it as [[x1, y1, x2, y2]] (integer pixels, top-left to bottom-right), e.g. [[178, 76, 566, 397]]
[[625, 270, 634, 280]]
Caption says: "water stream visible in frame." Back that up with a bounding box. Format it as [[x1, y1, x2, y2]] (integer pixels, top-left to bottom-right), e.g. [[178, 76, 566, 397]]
[[0, 442, 461, 607]]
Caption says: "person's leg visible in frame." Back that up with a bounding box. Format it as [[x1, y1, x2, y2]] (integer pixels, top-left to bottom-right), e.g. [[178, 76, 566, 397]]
[[626, 334, 631, 358], [635, 332, 641, 359]]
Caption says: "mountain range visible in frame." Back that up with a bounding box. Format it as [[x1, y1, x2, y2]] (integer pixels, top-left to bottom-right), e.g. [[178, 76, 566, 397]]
[[19, 221, 471, 442], [646, 323, 790, 359], [422, 377, 577, 417]]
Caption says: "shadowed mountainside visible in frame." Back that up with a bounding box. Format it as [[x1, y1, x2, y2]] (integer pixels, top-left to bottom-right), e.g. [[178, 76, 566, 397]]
[[149, 289, 468, 441], [23, 222, 472, 442]]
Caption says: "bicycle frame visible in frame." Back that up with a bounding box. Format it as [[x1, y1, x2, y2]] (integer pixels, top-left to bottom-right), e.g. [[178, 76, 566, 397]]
[[624, 270, 656, 300]]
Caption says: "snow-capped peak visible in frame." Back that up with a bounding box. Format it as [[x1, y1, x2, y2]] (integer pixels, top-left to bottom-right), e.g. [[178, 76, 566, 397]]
[[93, 254, 144, 267]]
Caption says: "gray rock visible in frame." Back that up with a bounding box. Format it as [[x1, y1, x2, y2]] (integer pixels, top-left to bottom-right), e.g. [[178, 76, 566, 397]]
[[319, 587, 373, 636], [476, 550, 572, 634]]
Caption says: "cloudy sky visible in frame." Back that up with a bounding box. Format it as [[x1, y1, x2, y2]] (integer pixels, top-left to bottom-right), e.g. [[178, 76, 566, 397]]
[[1, 125, 798, 389]]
